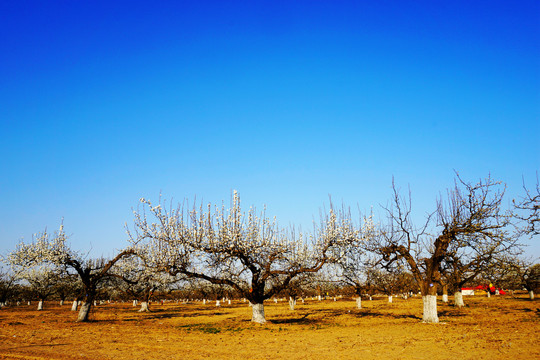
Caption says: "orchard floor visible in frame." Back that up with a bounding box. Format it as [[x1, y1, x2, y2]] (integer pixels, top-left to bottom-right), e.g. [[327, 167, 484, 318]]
[[0, 295, 539, 360]]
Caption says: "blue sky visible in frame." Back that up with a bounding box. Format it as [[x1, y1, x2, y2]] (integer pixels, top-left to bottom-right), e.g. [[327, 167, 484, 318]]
[[1, 1, 539, 258]]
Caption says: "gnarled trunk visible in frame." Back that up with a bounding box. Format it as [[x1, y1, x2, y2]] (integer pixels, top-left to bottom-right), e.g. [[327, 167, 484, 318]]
[[454, 291, 465, 308], [251, 303, 266, 324], [422, 295, 439, 323]]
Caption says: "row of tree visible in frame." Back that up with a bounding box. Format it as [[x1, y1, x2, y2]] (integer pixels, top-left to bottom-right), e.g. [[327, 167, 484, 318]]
[[1, 174, 538, 324]]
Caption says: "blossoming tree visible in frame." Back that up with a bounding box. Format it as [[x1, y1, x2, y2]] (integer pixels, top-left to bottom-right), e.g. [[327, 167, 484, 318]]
[[8, 225, 134, 321], [129, 191, 359, 323]]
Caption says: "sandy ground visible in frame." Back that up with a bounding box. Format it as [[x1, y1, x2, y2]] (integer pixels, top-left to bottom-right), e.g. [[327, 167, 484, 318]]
[[0, 294, 538, 360]]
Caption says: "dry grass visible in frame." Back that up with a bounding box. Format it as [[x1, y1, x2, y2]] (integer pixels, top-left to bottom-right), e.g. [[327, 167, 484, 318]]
[[0, 294, 538, 359]]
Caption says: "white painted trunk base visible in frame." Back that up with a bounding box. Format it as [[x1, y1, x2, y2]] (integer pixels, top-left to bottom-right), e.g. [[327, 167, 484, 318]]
[[388, 295, 393, 303], [442, 294, 448, 303], [251, 303, 266, 324], [422, 295, 439, 323], [138, 301, 149, 312], [288, 298, 296, 311], [59, 300, 64, 306], [71, 300, 78, 311], [77, 302, 91, 322], [454, 292, 465, 308], [37, 300, 43, 311], [529, 290, 535, 300], [356, 297, 362, 309]]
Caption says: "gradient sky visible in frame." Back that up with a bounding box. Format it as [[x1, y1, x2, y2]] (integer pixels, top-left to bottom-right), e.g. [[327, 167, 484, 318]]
[[1, 1, 539, 259]]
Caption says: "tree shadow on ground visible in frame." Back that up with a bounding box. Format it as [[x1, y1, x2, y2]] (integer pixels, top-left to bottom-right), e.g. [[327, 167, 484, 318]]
[[354, 310, 420, 320], [438, 310, 468, 317], [270, 312, 316, 325]]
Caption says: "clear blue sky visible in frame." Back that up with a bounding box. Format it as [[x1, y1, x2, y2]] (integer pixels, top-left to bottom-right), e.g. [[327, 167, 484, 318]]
[[1, 1, 539, 258]]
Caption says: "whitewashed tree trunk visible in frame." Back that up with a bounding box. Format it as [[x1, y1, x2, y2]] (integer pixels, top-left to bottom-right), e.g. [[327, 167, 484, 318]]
[[274, 298, 278, 303], [487, 291, 491, 298], [71, 300, 78, 311], [77, 302, 92, 322], [203, 299, 207, 304], [228, 299, 231, 305], [422, 295, 439, 323], [288, 297, 296, 311], [59, 300, 64, 306], [369, 296, 372, 301], [442, 284, 448, 303], [388, 295, 393, 303], [454, 291, 465, 308], [37, 300, 43, 311], [251, 303, 266, 324], [132, 300, 137, 306], [216, 300, 220, 307], [356, 297, 362, 309], [529, 290, 535, 300], [138, 301, 150, 312], [318, 295, 322, 301], [27, 301, 31, 306]]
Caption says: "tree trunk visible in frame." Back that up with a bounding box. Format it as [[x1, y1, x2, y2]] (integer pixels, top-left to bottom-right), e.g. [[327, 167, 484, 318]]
[[529, 290, 535, 300], [71, 300, 78, 311], [77, 292, 95, 322], [356, 297, 362, 309], [132, 299, 137, 306], [454, 291, 465, 308], [37, 300, 43, 311], [422, 295, 439, 323], [59, 300, 64, 306], [138, 301, 150, 312], [388, 295, 393, 303], [251, 303, 266, 324], [442, 284, 449, 303], [77, 301, 92, 322], [288, 297, 296, 311]]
